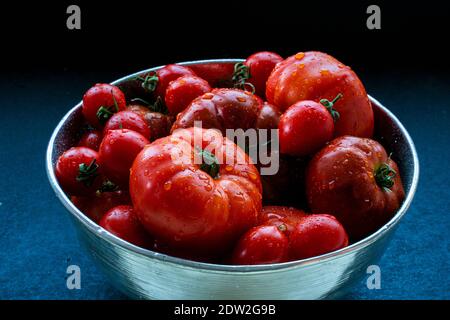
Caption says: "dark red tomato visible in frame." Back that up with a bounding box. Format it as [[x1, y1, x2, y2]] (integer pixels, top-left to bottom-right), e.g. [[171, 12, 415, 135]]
[[266, 51, 374, 137], [259, 206, 306, 234], [99, 205, 152, 247], [289, 214, 348, 260], [82, 84, 126, 128], [189, 63, 235, 87], [171, 88, 262, 135], [55, 147, 101, 196], [165, 75, 211, 115], [130, 127, 262, 254], [306, 136, 405, 241], [99, 129, 149, 186], [78, 130, 102, 151], [235, 51, 283, 98], [71, 190, 131, 222], [127, 104, 173, 140], [255, 102, 280, 130], [231, 225, 289, 265], [152, 64, 196, 99], [103, 110, 151, 140], [279, 100, 335, 156]]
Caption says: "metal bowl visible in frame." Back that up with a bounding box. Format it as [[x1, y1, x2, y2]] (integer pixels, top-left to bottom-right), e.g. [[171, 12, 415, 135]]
[[46, 59, 419, 299]]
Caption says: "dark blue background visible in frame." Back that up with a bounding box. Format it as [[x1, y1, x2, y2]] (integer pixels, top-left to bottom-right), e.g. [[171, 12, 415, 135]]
[[0, 69, 449, 300]]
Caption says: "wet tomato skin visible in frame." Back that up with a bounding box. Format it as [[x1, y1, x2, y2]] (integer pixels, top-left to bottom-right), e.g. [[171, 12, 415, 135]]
[[279, 100, 334, 156], [266, 51, 373, 137], [244, 51, 283, 98], [165, 75, 211, 115], [306, 136, 405, 241], [98, 129, 149, 186], [55, 147, 101, 196], [103, 110, 151, 140], [289, 214, 348, 260], [100, 205, 152, 247], [259, 206, 307, 235], [71, 190, 131, 222], [189, 63, 235, 87], [129, 127, 262, 255], [127, 104, 173, 140], [154, 64, 196, 99], [231, 225, 289, 265], [82, 84, 127, 128], [78, 130, 102, 151]]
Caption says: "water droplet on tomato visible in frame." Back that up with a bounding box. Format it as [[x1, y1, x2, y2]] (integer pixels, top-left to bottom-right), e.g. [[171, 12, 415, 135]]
[[236, 97, 246, 102], [163, 181, 172, 191], [295, 52, 305, 60]]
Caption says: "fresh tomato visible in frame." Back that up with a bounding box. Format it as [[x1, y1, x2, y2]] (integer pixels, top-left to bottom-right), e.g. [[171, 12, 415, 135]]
[[255, 102, 280, 130], [71, 189, 131, 222], [100, 205, 152, 247], [279, 97, 340, 156], [165, 75, 211, 115], [189, 63, 235, 87], [55, 147, 102, 195], [289, 214, 348, 260], [266, 51, 374, 137], [82, 84, 127, 128], [99, 129, 149, 186], [259, 206, 306, 234], [231, 225, 289, 265], [306, 136, 405, 240], [138, 64, 196, 100], [171, 88, 262, 134], [127, 104, 173, 140], [77, 130, 102, 151], [129, 127, 262, 254], [233, 51, 283, 98], [103, 110, 151, 140]]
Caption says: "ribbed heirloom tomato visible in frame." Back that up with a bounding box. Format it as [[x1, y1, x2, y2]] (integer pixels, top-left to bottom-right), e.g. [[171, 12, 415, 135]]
[[266, 51, 374, 137], [129, 127, 262, 254]]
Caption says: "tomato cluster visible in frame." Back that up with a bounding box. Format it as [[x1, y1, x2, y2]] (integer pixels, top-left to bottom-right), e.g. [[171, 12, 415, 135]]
[[55, 51, 405, 265]]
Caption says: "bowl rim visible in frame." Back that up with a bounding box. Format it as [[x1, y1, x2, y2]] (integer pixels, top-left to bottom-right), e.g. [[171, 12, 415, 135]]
[[46, 59, 420, 273]]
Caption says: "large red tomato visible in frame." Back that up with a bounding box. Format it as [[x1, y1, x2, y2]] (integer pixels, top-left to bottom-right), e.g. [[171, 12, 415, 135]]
[[129, 127, 262, 254], [266, 51, 374, 137], [306, 136, 405, 240]]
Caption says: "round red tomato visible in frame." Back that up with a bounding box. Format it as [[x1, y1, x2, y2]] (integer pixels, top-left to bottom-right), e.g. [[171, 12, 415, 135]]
[[103, 110, 151, 140], [234, 51, 283, 98], [189, 62, 235, 87], [100, 205, 152, 247], [55, 147, 102, 196], [129, 127, 262, 254], [127, 104, 173, 140], [259, 206, 306, 234], [266, 51, 373, 137], [279, 99, 336, 156], [82, 83, 126, 128], [306, 136, 405, 240], [78, 130, 102, 151], [71, 189, 131, 222], [99, 129, 149, 186], [289, 214, 348, 260], [231, 225, 289, 265], [165, 75, 211, 115]]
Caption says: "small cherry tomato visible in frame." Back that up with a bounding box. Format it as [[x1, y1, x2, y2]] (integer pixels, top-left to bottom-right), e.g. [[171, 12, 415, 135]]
[[99, 129, 149, 186], [289, 214, 349, 260], [266, 51, 374, 137], [255, 102, 280, 130], [231, 225, 289, 265], [306, 136, 405, 240], [77, 130, 102, 151], [127, 104, 173, 140], [233, 51, 283, 98], [71, 189, 131, 222], [55, 147, 101, 196], [100, 205, 152, 247], [279, 97, 339, 156], [165, 75, 211, 115], [82, 84, 126, 128], [103, 110, 151, 140]]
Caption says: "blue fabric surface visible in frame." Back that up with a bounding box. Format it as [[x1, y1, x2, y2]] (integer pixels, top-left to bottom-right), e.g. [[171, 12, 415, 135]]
[[0, 70, 449, 300]]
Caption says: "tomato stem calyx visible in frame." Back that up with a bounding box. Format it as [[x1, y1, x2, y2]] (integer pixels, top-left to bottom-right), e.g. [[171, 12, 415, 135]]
[[196, 147, 220, 179], [232, 62, 255, 94], [320, 93, 343, 122], [375, 163, 397, 191], [96, 92, 120, 124], [136, 73, 159, 93], [76, 159, 99, 187]]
